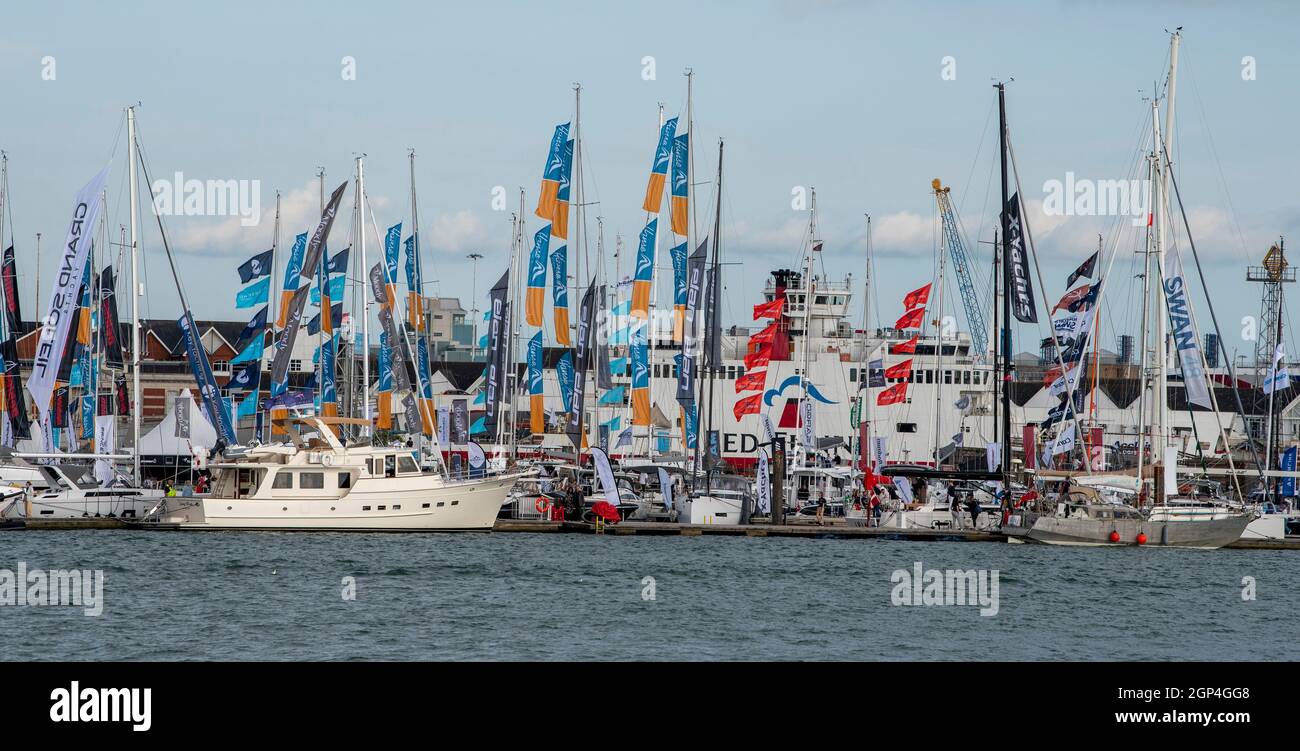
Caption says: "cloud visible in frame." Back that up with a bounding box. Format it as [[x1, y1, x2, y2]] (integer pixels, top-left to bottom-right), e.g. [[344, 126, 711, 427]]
[[871, 211, 932, 256]]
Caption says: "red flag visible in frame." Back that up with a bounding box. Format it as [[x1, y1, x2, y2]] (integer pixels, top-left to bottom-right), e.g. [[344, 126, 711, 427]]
[[752, 298, 784, 320], [735, 369, 767, 393], [890, 335, 918, 354], [884, 358, 913, 379], [749, 322, 777, 344], [903, 283, 931, 310], [894, 307, 925, 330], [733, 393, 763, 420], [877, 382, 909, 406], [1042, 364, 1063, 386], [744, 345, 771, 370]]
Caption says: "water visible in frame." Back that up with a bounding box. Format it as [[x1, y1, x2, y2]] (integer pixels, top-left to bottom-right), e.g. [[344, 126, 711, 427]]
[[1, 530, 1295, 660]]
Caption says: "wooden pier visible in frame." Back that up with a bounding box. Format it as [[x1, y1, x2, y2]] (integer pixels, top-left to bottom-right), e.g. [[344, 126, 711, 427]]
[[495, 518, 1007, 543]]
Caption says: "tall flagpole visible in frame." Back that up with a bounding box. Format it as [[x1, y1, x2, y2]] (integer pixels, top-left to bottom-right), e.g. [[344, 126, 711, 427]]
[[359, 156, 371, 435]]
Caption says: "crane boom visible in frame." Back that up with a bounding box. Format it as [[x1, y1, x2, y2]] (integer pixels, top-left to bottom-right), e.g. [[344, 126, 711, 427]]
[[932, 178, 989, 359]]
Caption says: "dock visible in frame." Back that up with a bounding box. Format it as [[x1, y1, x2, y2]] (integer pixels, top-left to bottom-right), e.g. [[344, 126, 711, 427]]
[[495, 518, 1006, 542]]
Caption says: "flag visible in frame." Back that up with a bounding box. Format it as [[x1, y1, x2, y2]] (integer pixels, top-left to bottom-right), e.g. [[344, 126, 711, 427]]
[[1003, 193, 1038, 323], [884, 358, 913, 380], [566, 282, 597, 449], [299, 182, 349, 280], [1264, 343, 1290, 394], [528, 331, 544, 434], [877, 382, 908, 406], [551, 139, 575, 239], [551, 245, 570, 345], [1068, 250, 1099, 288], [236, 277, 270, 308], [631, 321, 650, 426], [237, 390, 258, 419], [535, 122, 571, 220], [326, 246, 350, 275], [234, 306, 268, 350], [227, 361, 261, 391], [735, 369, 766, 393], [749, 323, 778, 345], [177, 313, 236, 443], [643, 117, 678, 212], [609, 357, 627, 376], [670, 133, 689, 235], [237, 249, 274, 284], [276, 232, 307, 327], [676, 238, 707, 407], [29, 166, 108, 417], [270, 284, 311, 393], [230, 335, 264, 365], [894, 307, 925, 330], [867, 345, 885, 387], [382, 223, 402, 308], [1052, 283, 1093, 314], [631, 219, 656, 319], [615, 428, 633, 450], [891, 335, 918, 354], [310, 275, 346, 306], [598, 386, 626, 405], [734, 392, 762, 420], [744, 345, 771, 370], [557, 350, 574, 414], [903, 283, 931, 310], [670, 241, 688, 342], [525, 224, 550, 327], [307, 303, 344, 336], [753, 297, 784, 320]]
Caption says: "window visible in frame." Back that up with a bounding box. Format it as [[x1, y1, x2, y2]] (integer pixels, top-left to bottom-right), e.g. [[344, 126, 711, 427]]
[[849, 368, 857, 383], [213, 360, 229, 372], [300, 472, 324, 489], [397, 455, 419, 474], [815, 295, 827, 305], [272, 472, 293, 489], [897, 423, 918, 433], [338, 472, 352, 488], [384, 455, 396, 478], [289, 360, 303, 373]]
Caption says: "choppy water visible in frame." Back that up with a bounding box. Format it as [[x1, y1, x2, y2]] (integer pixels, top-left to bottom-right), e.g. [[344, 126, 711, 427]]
[[0, 530, 1295, 661]]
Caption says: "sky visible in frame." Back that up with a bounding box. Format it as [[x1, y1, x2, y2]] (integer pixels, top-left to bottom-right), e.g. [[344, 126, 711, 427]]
[[1, 0, 1298, 363]]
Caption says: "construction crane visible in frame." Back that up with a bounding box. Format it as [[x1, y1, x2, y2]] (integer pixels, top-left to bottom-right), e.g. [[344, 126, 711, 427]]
[[932, 178, 989, 359]]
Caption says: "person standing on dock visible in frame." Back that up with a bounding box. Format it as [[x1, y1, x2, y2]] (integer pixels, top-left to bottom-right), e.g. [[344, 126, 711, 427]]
[[815, 489, 826, 526]]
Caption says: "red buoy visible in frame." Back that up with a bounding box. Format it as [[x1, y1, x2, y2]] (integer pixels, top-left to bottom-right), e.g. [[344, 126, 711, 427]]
[[1136, 532, 1148, 545], [1108, 530, 1121, 543]]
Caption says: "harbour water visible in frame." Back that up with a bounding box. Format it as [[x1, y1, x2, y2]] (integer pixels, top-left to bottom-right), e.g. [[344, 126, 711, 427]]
[[1, 531, 1296, 661]]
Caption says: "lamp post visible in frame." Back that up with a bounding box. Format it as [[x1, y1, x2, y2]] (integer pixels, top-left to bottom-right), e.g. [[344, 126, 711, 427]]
[[467, 252, 483, 358]]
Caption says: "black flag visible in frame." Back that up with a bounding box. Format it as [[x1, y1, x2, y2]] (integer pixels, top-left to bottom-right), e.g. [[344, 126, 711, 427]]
[[483, 270, 510, 437], [1002, 194, 1038, 323], [566, 282, 597, 448], [1067, 250, 1098, 288]]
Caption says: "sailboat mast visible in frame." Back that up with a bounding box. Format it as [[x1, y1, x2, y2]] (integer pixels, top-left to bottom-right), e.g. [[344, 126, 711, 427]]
[[127, 106, 142, 486], [648, 104, 664, 462], [360, 156, 371, 434], [862, 214, 873, 482], [800, 188, 816, 471], [996, 83, 1012, 491], [1135, 136, 1155, 499], [933, 212, 947, 465], [704, 138, 723, 494]]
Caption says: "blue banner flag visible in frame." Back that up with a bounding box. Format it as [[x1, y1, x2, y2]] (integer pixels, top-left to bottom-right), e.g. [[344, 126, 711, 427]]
[[238, 249, 274, 284], [230, 335, 264, 365], [236, 277, 270, 309], [178, 313, 236, 443]]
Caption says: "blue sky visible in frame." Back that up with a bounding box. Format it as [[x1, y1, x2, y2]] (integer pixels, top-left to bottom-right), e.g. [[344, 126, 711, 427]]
[[2, 1, 1297, 361]]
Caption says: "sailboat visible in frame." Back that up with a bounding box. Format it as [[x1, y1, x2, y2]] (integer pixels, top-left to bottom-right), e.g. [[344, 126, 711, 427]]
[[1009, 34, 1249, 547]]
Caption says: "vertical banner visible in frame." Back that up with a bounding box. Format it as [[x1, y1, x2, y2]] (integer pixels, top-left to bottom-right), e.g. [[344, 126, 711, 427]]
[[986, 442, 1001, 473], [631, 219, 656, 319], [28, 166, 109, 415], [677, 239, 708, 406], [657, 466, 674, 511], [800, 399, 816, 452], [670, 134, 689, 235], [1002, 193, 1038, 323], [1162, 242, 1212, 409], [299, 182, 348, 281], [1022, 424, 1037, 470], [670, 241, 687, 342], [452, 398, 469, 445], [525, 226, 550, 327], [550, 245, 570, 345], [437, 405, 450, 446], [631, 320, 650, 426], [566, 283, 596, 449], [756, 449, 771, 514], [534, 122, 571, 220], [98, 265, 125, 369], [551, 139, 574, 239], [642, 116, 677, 212], [174, 391, 192, 439], [94, 414, 116, 487], [528, 331, 544, 434], [1280, 446, 1297, 497], [270, 284, 311, 391], [178, 314, 236, 444], [484, 270, 510, 437], [871, 436, 887, 471], [590, 447, 620, 505], [277, 232, 307, 328], [556, 350, 574, 415]]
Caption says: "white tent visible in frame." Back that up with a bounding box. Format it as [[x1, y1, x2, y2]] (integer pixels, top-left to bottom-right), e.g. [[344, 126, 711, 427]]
[[136, 391, 218, 455]]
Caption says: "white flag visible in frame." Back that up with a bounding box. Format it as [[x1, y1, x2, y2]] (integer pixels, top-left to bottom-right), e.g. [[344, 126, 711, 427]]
[[800, 399, 816, 451], [591, 447, 620, 505], [94, 415, 117, 486], [28, 166, 110, 415], [1263, 343, 1290, 394], [1161, 245, 1212, 408], [892, 476, 914, 504], [1048, 364, 1083, 399], [756, 449, 771, 513]]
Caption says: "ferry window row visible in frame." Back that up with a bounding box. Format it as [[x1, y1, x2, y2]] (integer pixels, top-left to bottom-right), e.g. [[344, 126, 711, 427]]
[[649, 364, 748, 380], [859, 369, 987, 386]]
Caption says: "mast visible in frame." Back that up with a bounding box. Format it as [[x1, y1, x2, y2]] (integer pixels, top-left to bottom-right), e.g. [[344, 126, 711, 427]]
[[1152, 97, 1169, 501], [992, 228, 1000, 454], [704, 138, 723, 495], [862, 214, 873, 485], [996, 84, 1011, 491], [127, 106, 142, 486], [360, 156, 371, 434], [648, 103, 664, 462], [1135, 133, 1156, 499]]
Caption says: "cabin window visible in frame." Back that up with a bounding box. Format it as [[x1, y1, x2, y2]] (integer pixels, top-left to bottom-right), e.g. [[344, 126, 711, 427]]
[[385, 455, 397, 478], [272, 472, 293, 489], [338, 472, 352, 489], [944, 371, 952, 385], [300, 472, 324, 489], [366, 458, 375, 475], [815, 295, 827, 305], [397, 455, 419, 474], [849, 368, 857, 383], [897, 423, 918, 433]]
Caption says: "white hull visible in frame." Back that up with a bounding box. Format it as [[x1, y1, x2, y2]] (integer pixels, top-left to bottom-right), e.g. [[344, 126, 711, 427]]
[[683, 495, 744, 525], [156, 474, 516, 531], [4, 489, 162, 520]]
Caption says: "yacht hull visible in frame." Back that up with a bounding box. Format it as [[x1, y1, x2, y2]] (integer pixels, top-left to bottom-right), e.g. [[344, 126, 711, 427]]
[[683, 495, 744, 525], [154, 474, 515, 532], [1026, 514, 1251, 549]]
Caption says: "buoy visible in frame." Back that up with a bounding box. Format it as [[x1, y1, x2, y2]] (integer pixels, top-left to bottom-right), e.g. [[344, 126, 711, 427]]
[[1136, 532, 1148, 545], [1108, 530, 1120, 543], [535, 497, 550, 514]]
